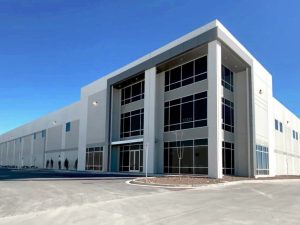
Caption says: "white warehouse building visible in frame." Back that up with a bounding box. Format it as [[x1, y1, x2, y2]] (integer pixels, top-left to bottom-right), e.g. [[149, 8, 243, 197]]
[[0, 20, 299, 178]]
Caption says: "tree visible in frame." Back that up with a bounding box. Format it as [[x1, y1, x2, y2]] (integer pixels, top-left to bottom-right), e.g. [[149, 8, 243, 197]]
[[175, 130, 184, 175]]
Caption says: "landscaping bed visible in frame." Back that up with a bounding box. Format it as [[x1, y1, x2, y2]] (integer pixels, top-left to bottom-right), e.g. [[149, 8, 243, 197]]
[[132, 175, 250, 187], [131, 175, 300, 187]]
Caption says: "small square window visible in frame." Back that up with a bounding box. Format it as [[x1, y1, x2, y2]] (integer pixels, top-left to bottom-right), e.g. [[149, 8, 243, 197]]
[[66, 122, 71, 132], [279, 122, 283, 133], [275, 119, 278, 130]]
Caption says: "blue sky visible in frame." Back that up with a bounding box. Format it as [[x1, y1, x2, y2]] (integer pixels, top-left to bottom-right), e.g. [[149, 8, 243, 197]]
[[0, 0, 299, 134]]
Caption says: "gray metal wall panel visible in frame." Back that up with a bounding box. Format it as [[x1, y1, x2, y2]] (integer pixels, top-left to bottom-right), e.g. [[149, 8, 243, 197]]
[[163, 127, 208, 142], [65, 120, 79, 149], [46, 125, 62, 151], [32, 132, 45, 168], [22, 136, 32, 166], [86, 90, 107, 145], [164, 80, 208, 102], [120, 99, 144, 114]]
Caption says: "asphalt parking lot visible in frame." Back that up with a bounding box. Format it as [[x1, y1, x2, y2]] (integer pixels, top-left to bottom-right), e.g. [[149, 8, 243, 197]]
[[0, 168, 300, 225]]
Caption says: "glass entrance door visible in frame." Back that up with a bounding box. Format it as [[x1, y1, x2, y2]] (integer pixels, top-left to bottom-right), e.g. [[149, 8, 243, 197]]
[[119, 143, 143, 172], [129, 150, 140, 172]]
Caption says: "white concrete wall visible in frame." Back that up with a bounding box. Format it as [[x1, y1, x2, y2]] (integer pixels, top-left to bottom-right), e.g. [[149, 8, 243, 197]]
[[273, 99, 300, 175], [252, 60, 276, 176], [78, 76, 108, 171], [0, 102, 81, 168], [22, 135, 32, 167]]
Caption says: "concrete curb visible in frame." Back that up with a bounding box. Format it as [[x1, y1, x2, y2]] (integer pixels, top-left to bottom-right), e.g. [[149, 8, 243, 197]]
[[126, 178, 194, 189]]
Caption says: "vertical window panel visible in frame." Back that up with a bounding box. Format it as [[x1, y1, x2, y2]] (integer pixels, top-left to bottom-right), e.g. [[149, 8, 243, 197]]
[[222, 98, 234, 133], [222, 141, 234, 175], [222, 65, 234, 92], [256, 145, 269, 175]]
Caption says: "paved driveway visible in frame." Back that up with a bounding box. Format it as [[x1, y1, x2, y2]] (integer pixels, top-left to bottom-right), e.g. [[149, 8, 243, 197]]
[[0, 169, 300, 225]]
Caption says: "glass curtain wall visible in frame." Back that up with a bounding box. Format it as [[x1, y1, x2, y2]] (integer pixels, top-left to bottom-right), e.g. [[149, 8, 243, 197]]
[[222, 141, 234, 175], [86, 147, 103, 171], [165, 56, 207, 92], [164, 139, 208, 174], [164, 92, 207, 132], [256, 145, 269, 175]]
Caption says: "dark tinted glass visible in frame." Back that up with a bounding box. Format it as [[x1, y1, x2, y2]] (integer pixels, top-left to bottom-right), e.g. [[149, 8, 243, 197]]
[[194, 146, 208, 167], [170, 105, 180, 124], [132, 82, 141, 97], [182, 95, 193, 103], [131, 115, 140, 131], [170, 67, 181, 83], [181, 147, 193, 167], [195, 56, 207, 74], [194, 139, 208, 146], [165, 71, 170, 85], [182, 61, 194, 79], [164, 108, 169, 126], [181, 102, 193, 123], [170, 99, 180, 106], [125, 87, 131, 99], [124, 117, 130, 132], [195, 99, 207, 120]]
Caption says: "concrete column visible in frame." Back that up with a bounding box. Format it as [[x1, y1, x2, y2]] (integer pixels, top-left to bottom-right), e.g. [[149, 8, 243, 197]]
[[207, 40, 223, 178], [78, 99, 88, 171], [143, 67, 157, 174]]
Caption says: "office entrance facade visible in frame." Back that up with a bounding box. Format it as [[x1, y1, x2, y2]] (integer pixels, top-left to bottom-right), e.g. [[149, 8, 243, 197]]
[[119, 143, 143, 172]]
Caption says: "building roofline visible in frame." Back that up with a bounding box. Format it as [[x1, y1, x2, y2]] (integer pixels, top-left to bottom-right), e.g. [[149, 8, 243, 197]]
[[273, 97, 300, 122], [81, 19, 270, 97], [0, 101, 81, 142], [81, 20, 220, 97]]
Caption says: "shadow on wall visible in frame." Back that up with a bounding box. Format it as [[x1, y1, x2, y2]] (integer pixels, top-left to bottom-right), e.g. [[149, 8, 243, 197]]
[[45, 158, 78, 170]]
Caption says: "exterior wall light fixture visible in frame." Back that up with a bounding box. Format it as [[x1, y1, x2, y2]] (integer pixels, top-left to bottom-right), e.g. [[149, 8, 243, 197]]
[[92, 101, 98, 106], [259, 89, 263, 94]]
